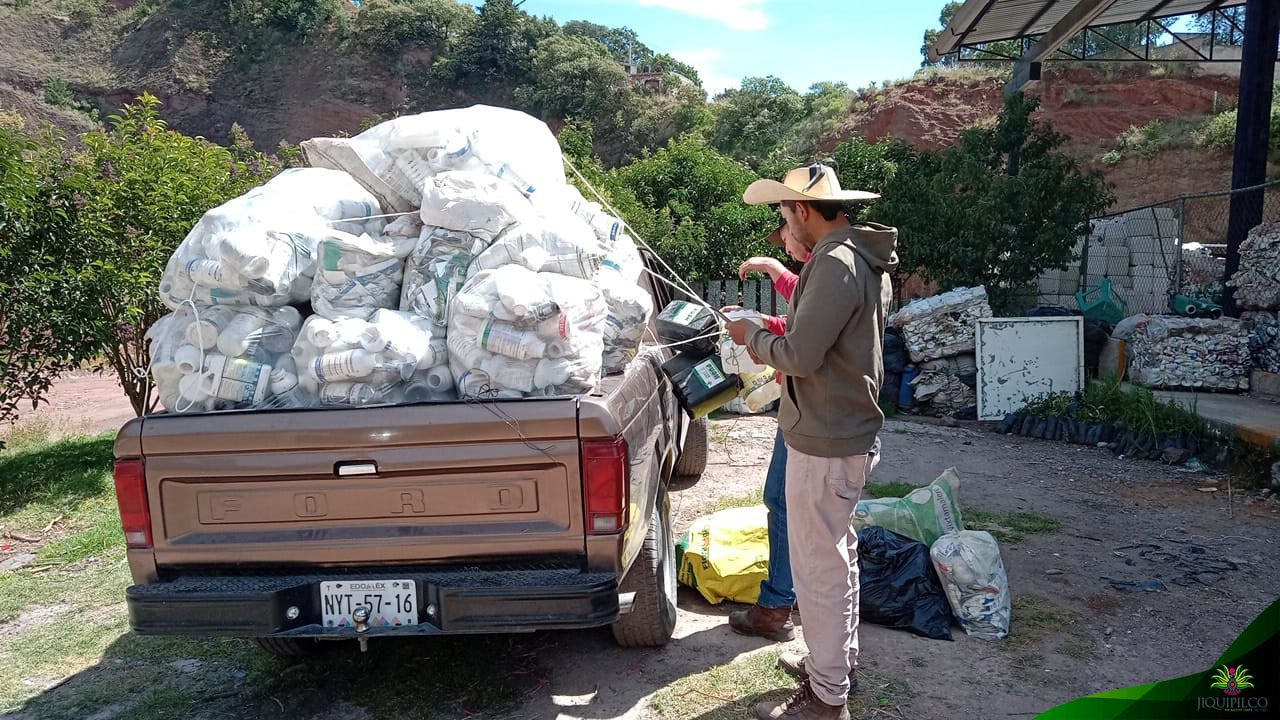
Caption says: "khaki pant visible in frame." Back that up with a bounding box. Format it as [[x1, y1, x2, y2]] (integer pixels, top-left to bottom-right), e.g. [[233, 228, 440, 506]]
[[785, 446, 874, 706]]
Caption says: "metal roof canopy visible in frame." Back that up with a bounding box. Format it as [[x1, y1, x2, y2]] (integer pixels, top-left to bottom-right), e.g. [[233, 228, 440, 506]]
[[930, 0, 1247, 61], [927, 0, 1278, 319]]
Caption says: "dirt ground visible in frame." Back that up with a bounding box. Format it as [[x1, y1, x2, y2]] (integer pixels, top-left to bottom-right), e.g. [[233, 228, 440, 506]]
[[4, 375, 1279, 720]]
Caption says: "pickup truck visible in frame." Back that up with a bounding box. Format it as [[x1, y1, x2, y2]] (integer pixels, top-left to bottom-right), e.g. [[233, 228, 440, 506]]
[[112, 252, 709, 654]]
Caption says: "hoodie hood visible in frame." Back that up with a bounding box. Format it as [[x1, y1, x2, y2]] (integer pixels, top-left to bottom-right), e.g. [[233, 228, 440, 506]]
[[816, 222, 899, 274]]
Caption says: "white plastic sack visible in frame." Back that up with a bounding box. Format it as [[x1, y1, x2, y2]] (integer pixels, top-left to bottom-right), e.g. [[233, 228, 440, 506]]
[[420, 170, 534, 242], [290, 310, 443, 407], [400, 226, 490, 327], [311, 230, 415, 320], [930, 530, 1011, 641], [159, 168, 381, 309], [599, 233, 653, 374], [448, 266, 606, 397], [301, 105, 566, 214], [148, 305, 305, 413]]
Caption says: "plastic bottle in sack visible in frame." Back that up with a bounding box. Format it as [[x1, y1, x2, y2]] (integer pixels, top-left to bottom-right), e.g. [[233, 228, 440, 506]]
[[320, 382, 381, 407], [479, 320, 546, 360], [183, 258, 245, 290], [309, 349, 378, 383], [360, 310, 432, 363], [201, 355, 273, 405], [366, 354, 416, 387], [492, 266, 551, 319], [178, 374, 211, 411], [491, 163, 536, 196], [404, 366, 454, 401], [184, 306, 235, 349], [173, 344, 204, 376], [302, 317, 339, 349], [217, 312, 270, 357], [264, 365, 310, 409]]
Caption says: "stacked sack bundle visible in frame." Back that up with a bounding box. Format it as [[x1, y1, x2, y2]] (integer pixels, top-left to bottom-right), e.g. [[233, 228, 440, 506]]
[[1228, 222, 1280, 310], [889, 287, 989, 416], [1127, 316, 1250, 391], [1242, 311, 1280, 374], [147, 106, 655, 415], [149, 169, 386, 413]]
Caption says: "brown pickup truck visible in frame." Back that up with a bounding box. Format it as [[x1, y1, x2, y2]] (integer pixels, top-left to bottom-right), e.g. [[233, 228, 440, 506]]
[[112, 253, 709, 654]]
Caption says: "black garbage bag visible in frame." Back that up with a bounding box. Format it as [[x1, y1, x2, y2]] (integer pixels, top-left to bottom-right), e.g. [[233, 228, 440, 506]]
[[857, 526, 953, 640]]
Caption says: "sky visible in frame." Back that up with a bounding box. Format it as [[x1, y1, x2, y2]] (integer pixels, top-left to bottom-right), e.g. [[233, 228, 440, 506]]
[[515, 0, 948, 96]]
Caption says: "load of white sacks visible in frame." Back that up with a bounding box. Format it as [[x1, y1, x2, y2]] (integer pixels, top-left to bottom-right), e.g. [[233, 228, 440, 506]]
[[1228, 222, 1280, 311], [1127, 316, 1251, 391], [888, 286, 992, 363], [146, 106, 652, 414]]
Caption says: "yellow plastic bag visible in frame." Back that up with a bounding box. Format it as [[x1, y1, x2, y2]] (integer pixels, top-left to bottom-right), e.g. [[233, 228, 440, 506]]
[[676, 504, 769, 605]]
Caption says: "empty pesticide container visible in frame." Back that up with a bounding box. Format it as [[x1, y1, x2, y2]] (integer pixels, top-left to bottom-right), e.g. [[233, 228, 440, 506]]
[[661, 350, 741, 418]]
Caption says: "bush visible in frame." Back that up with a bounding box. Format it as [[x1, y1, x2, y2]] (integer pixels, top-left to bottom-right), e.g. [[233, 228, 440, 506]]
[[868, 93, 1113, 312], [1196, 108, 1280, 155], [352, 0, 475, 54]]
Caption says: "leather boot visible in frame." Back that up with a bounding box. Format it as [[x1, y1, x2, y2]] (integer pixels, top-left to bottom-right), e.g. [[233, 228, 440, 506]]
[[778, 652, 859, 692], [728, 603, 795, 642], [755, 680, 849, 720]]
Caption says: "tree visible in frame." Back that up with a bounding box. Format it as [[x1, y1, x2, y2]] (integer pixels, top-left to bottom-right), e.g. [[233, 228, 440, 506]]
[[921, 1, 1020, 66], [611, 135, 776, 281], [785, 82, 856, 159], [516, 34, 631, 121], [563, 21, 652, 66], [0, 113, 94, 428], [432, 0, 555, 101], [55, 95, 278, 416], [353, 0, 476, 53], [708, 76, 806, 169], [1194, 7, 1246, 46], [868, 93, 1113, 312], [921, 1, 962, 66]]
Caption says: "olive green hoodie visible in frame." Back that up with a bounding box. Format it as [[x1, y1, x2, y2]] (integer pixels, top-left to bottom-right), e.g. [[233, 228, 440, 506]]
[[746, 222, 899, 457]]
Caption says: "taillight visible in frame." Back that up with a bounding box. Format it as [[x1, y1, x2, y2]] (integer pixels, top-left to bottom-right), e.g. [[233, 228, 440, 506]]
[[113, 458, 152, 549], [582, 438, 629, 535]]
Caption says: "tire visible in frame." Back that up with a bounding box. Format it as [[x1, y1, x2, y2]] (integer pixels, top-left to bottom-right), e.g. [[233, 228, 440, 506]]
[[673, 417, 708, 479], [611, 492, 677, 648], [254, 637, 323, 657]]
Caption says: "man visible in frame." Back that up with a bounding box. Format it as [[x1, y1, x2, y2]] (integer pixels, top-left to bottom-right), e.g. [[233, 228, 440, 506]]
[[725, 222, 807, 642], [727, 163, 898, 720]]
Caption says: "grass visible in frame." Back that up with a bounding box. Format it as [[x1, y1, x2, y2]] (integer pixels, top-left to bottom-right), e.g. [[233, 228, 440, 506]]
[[701, 489, 764, 514], [864, 481, 919, 499], [963, 509, 1061, 544], [649, 648, 913, 720]]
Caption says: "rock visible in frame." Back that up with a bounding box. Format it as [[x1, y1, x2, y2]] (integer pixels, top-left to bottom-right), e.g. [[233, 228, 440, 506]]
[[0, 553, 37, 572], [1045, 568, 1064, 576], [1104, 626, 1113, 636], [1271, 460, 1280, 491], [1161, 447, 1191, 465]]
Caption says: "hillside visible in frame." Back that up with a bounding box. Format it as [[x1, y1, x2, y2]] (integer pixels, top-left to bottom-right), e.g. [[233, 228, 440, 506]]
[[821, 66, 1256, 210], [0, 1, 1264, 212]]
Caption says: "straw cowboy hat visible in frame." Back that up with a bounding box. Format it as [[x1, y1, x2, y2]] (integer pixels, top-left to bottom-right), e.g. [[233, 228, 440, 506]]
[[743, 163, 879, 206]]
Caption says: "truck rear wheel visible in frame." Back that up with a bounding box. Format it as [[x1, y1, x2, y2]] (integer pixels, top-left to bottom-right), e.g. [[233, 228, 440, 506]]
[[254, 637, 322, 657], [611, 492, 677, 647], [673, 418, 708, 479]]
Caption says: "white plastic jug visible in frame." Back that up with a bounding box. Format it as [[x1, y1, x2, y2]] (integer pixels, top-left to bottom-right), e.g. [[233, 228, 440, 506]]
[[200, 355, 272, 405], [309, 349, 377, 383], [320, 382, 380, 407]]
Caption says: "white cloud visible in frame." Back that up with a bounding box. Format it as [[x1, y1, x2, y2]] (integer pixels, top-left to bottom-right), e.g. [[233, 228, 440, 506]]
[[635, 0, 769, 32], [671, 48, 740, 96]]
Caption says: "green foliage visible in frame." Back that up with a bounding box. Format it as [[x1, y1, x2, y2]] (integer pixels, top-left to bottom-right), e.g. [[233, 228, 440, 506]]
[[831, 136, 917, 200], [0, 96, 281, 421], [708, 76, 806, 169], [562, 20, 651, 66], [229, 0, 346, 41], [0, 113, 96, 427], [59, 95, 278, 415], [1020, 377, 1207, 440], [1196, 108, 1280, 156], [868, 93, 1113, 312], [611, 135, 776, 281], [43, 77, 74, 107], [352, 0, 475, 54], [515, 34, 630, 121], [431, 0, 556, 104], [783, 82, 855, 159]]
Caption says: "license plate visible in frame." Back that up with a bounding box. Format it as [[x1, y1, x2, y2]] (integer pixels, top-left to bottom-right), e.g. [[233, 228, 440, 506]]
[[320, 579, 418, 628]]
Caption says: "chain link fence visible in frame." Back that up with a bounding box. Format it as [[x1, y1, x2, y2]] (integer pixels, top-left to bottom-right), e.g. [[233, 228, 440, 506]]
[[1037, 180, 1280, 317]]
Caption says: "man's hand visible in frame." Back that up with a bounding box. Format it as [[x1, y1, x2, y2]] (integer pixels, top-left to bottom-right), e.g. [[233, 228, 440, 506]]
[[739, 257, 786, 281], [726, 319, 755, 346]]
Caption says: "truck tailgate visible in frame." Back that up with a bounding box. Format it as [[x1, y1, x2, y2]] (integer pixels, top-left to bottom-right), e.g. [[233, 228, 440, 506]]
[[133, 400, 584, 568]]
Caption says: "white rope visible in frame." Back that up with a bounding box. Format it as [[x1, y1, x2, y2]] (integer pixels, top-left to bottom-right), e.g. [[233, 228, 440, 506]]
[[562, 157, 726, 322]]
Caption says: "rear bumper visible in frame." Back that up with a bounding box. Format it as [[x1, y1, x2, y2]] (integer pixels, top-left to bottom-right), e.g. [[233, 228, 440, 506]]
[[126, 567, 619, 638]]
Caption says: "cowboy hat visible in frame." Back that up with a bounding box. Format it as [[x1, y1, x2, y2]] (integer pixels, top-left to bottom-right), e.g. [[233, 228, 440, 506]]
[[743, 163, 879, 205]]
